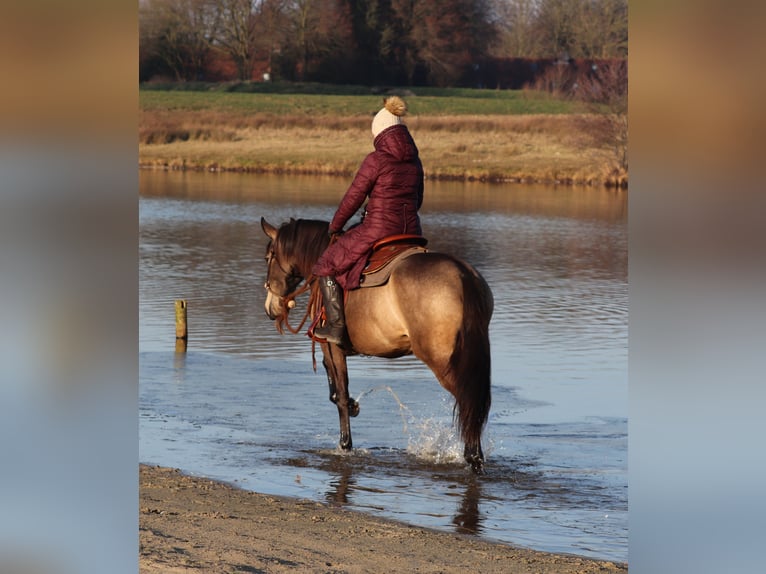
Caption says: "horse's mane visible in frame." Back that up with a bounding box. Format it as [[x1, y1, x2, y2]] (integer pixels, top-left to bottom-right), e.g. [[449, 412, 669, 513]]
[[274, 218, 330, 277]]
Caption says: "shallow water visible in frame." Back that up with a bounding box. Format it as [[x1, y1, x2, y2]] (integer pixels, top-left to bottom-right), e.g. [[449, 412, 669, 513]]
[[139, 170, 627, 562]]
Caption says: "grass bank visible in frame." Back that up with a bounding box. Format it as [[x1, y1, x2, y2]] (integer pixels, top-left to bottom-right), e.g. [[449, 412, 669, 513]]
[[139, 82, 627, 187]]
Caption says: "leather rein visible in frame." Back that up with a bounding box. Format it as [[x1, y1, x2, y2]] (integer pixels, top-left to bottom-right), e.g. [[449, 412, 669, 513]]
[[264, 248, 321, 336]]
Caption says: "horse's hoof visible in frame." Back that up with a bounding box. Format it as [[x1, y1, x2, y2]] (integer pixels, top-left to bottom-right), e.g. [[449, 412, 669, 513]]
[[464, 444, 485, 474], [466, 454, 485, 475], [349, 399, 360, 418]]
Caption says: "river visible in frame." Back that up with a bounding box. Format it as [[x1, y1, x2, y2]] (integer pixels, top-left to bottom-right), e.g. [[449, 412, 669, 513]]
[[139, 169, 627, 561]]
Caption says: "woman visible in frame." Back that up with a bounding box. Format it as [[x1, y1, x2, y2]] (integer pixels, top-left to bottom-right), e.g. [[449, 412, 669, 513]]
[[313, 96, 424, 345]]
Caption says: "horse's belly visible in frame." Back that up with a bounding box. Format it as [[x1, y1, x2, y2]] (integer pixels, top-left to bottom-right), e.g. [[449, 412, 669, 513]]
[[346, 314, 412, 357], [349, 334, 412, 358], [345, 289, 411, 358]]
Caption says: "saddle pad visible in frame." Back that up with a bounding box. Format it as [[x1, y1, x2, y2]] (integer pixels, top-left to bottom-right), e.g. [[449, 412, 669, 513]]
[[364, 242, 424, 275], [360, 246, 427, 288]]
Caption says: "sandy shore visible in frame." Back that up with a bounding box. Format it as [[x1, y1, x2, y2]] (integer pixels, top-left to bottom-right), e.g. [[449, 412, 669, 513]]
[[140, 465, 627, 573]]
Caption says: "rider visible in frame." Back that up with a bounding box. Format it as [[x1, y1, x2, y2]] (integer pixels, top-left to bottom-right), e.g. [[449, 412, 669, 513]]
[[312, 96, 424, 345]]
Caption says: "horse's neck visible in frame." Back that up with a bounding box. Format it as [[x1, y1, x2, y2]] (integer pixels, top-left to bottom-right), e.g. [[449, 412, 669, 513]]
[[289, 220, 330, 278], [295, 247, 323, 279]]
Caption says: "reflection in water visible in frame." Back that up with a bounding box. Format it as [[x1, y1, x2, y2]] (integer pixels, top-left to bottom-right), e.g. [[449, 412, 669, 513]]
[[325, 457, 356, 506], [300, 448, 487, 537], [139, 169, 626, 224], [173, 341, 187, 385], [140, 170, 627, 561], [276, 445, 617, 543], [452, 477, 483, 535]]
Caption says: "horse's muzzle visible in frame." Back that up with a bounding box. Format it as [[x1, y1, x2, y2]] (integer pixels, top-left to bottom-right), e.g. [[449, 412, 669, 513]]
[[264, 290, 280, 320], [264, 289, 295, 321]]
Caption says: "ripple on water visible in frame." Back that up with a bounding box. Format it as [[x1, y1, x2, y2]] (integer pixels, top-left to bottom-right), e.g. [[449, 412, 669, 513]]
[[140, 176, 627, 562]]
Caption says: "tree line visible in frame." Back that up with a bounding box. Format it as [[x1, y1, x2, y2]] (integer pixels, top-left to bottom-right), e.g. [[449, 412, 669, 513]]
[[139, 0, 627, 87]]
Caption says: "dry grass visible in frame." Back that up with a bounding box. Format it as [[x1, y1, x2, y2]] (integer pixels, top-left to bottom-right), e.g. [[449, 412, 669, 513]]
[[139, 110, 626, 186]]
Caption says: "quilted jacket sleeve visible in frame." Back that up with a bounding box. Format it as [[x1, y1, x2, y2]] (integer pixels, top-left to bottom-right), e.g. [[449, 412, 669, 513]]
[[330, 153, 378, 233], [416, 157, 424, 209]]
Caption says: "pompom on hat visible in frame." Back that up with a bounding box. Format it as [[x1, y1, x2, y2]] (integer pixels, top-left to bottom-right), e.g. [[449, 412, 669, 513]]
[[371, 96, 408, 138]]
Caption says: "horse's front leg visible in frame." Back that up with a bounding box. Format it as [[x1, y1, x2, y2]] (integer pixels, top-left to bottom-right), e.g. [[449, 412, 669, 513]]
[[322, 344, 357, 451], [323, 354, 339, 405], [322, 354, 359, 418]]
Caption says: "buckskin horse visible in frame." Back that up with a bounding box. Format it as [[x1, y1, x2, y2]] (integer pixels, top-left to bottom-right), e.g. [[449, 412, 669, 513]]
[[260, 217, 493, 473]]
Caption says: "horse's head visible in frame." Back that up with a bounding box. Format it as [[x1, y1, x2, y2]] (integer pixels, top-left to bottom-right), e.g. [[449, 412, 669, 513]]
[[260, 217, 304, 320], [260, 217, 331, 328]]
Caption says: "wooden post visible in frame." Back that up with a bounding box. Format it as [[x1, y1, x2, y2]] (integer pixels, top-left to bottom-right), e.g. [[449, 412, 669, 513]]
[[175, 299, 188, 341]]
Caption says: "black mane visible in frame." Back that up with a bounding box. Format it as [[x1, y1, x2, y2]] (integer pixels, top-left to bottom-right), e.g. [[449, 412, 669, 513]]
[[274, 218, 330, 278]]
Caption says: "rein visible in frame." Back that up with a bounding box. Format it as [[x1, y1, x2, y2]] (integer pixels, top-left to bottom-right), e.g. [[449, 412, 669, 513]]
[[273, 275, 321, 336], [275, 276, 324, 372], [265, 243, 318, 336], [266, 224, 338, 371], [269, 231, 338, 336]]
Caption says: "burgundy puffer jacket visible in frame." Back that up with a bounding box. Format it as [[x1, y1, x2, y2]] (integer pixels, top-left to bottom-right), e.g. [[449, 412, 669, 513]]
[[312, 124, 424, 290]]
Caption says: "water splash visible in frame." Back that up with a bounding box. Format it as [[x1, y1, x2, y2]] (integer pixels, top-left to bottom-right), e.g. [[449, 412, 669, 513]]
[[354, 385, 411, 432], [406, 417, 464, 464], [355, 386, 467, 466]]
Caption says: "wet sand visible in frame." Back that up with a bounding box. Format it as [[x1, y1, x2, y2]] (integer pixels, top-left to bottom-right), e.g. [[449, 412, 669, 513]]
[[139, 465, 627, 573]]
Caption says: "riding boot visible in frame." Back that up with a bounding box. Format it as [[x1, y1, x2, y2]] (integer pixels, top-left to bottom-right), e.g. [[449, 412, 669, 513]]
[[315, 276, 347, 346]]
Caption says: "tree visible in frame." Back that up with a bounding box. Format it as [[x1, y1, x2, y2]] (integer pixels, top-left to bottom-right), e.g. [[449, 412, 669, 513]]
[[140, 0, 221, 81], [388, 0, 496, 86], [253, 0, 291, 79], [571, 0, 627, 59], [534, 0, 581, 58], [214, 0, 259, 81], [138, 0, 626, 86], [279, 0, 351, 81], [495, 0, 627, 59], [491, 0, 541, 58], [576, 59, 628, 178]]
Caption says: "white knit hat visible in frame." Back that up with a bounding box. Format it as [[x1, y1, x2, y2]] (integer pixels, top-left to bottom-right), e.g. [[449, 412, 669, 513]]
[[371, 96, 407, 138]]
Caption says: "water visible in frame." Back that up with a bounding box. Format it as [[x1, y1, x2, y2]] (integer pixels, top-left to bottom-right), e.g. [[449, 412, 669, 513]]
[[139, 170, 627, 562]]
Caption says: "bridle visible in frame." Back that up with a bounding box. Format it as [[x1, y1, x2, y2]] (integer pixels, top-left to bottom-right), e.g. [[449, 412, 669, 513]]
[[264, 246, 318, 335], [264, 246, 294, 296]]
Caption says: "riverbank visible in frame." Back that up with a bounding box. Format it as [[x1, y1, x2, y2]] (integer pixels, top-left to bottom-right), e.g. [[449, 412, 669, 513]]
[[139, 86, 628, 188], [140, 465, 627, 573]]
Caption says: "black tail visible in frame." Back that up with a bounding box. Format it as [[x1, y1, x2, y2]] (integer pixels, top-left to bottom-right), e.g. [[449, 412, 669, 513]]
[[448, 261, 493, 465]]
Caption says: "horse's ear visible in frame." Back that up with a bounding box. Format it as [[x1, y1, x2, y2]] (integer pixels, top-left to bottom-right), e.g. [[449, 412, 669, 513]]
[[260, 217, 278, 241]]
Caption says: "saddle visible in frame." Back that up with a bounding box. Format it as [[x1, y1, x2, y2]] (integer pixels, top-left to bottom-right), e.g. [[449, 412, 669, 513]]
[[360, 234, 428, 288], [310, 234, 427, 346]]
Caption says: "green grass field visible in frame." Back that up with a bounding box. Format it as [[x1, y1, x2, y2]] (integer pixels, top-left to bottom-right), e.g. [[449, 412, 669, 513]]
[[140, 82, 586, 116]]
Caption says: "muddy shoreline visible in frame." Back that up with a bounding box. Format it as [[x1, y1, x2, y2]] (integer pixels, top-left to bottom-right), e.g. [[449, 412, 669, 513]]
[[139, 464, 627, 573]]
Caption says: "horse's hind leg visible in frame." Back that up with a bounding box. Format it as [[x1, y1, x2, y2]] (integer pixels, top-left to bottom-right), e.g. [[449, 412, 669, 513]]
[[464, 442, 485, 475], [418, 350, 488, 475], [322, 344, 357, 451]]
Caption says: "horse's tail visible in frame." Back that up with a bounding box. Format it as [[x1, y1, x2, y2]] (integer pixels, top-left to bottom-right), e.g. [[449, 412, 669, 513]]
[[448, 260, 493, 458]]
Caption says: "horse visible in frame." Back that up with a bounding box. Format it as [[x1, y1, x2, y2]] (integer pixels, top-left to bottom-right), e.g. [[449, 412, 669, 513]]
[[260, 217, 494, 473]]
